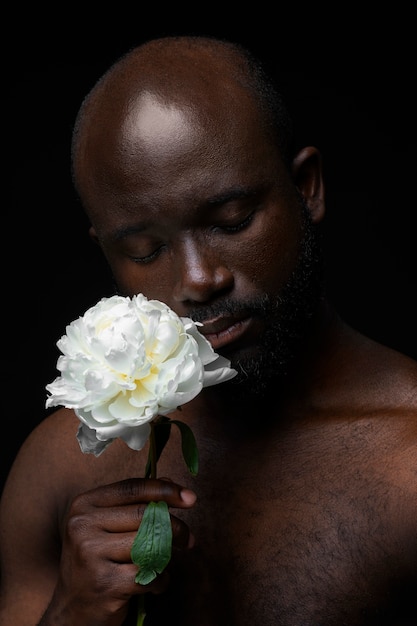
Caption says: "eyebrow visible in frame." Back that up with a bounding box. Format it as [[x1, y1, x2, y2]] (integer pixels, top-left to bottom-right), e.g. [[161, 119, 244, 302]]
[[205, 185, 260, 207], [112, 223, 149, 241]]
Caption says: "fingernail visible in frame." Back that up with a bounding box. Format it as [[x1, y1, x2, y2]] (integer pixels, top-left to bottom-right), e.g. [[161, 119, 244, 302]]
[[180, 488, 197, 505]]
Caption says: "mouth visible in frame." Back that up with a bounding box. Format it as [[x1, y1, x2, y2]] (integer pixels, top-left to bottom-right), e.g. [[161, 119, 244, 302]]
[[197, 314, 254, 351]]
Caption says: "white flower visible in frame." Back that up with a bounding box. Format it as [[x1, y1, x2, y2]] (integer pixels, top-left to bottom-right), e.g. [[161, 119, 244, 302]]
[[46, 294, 237, 455]]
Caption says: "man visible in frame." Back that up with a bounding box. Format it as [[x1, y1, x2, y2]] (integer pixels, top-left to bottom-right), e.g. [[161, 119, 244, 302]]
[[0, 35, 416, 626]]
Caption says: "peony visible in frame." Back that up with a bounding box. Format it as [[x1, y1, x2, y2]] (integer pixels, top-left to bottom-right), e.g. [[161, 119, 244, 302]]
[[46, 293, 237, 456], [46, 293, 236, 596]]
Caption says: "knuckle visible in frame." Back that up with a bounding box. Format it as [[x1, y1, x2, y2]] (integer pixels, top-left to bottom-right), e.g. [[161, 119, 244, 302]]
[[65, 511, 90, 538]]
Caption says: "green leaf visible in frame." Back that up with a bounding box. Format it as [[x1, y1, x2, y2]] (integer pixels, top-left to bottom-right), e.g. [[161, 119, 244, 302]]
[[131, 501, 173, 585], [171, 420, 199, 476]]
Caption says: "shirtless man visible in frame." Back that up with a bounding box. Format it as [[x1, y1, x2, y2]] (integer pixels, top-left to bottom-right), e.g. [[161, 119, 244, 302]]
[[0, 35, 416, 626]]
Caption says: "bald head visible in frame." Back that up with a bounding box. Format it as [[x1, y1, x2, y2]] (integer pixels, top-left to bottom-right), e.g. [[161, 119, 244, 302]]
[[67, 35, 325, 386], [71, 36, 294, 203]]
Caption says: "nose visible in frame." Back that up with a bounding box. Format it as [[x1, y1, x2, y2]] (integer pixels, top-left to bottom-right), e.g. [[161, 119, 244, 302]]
[[172, 237, 233, 303]]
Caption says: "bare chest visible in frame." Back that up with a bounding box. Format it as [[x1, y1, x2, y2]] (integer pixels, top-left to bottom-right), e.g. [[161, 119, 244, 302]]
[[136, 426, 412, 625]]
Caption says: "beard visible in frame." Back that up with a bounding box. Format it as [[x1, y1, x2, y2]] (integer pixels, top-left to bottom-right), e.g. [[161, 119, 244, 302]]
[[189, 196, 325, 400], [113, 196, 325, 401]]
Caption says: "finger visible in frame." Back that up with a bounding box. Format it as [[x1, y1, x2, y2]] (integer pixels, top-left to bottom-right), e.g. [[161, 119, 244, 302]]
[[74, 478, 197, 509], [82, 560, 171, 596], [72, 509, 194, 552], [102, 511, 195, 552]]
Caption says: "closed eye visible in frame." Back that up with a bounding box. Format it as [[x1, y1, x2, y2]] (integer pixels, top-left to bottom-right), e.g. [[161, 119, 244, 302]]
[[130, 244, 166, 264], [215, 210, 255, 233]]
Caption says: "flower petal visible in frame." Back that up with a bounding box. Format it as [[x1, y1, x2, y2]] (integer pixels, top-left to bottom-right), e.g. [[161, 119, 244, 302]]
[[46, 294, 237, 456]]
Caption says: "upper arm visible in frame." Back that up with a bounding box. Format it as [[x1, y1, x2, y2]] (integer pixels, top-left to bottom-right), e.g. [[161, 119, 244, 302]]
[[0, 412, 73, 624]]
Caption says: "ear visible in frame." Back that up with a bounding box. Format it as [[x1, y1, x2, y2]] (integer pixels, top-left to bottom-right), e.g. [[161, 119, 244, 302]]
[[291, 146, 325, 224], [88, 225, 100, 245]]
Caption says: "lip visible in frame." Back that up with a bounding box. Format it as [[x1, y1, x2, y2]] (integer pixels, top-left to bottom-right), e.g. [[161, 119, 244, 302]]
[[197, 315, 253, 351]]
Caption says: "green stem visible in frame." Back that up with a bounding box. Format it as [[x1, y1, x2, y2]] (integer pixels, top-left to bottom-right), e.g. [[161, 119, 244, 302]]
[[150, 422, 157, 479], [136, 422, 157, 625], [136, 595, 146, 626]]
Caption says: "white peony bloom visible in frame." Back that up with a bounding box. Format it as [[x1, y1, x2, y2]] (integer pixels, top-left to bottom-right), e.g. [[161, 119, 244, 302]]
[[46, 294, 237, 455]]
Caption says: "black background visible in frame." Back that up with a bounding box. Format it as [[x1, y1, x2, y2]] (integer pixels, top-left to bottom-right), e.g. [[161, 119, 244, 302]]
[[3, 9, 416, 492]]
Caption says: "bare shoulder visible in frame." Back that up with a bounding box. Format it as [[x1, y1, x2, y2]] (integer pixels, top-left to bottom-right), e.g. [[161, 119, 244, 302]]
[[334, 334, 417, 566], [375, 342, 417, 403], [332, 329, 417, 493], [1, 408, 145, 533], [3, 408, 145, 497], [2, 409, 82, 506], [333, 323, 417, 409], [0, 410, 145, 623]]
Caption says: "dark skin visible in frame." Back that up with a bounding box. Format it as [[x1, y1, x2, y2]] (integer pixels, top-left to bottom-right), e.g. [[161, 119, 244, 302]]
[[1, 37, 416, 626]]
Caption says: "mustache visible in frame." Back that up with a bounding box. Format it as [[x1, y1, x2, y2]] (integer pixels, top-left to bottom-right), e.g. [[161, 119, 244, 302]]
[[187, 293, 271, 324]]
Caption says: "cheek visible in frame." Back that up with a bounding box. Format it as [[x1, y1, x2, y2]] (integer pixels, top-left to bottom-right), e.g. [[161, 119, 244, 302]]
[[240, 211, 303, 290], [99, 251, 164, 299]]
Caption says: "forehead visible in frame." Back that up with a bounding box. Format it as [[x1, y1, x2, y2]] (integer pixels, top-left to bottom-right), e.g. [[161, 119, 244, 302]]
[[75, 76, 289, 234], [122, 92, 196, 151]]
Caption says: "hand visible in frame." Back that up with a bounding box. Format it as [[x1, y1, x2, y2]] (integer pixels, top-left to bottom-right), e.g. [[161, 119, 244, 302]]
[[43, 478, 196, 626]]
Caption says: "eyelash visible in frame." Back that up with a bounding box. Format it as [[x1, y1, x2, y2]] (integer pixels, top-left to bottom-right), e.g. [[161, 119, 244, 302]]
[[131, 245, 165, 264], [217, 211, 255, 233]]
